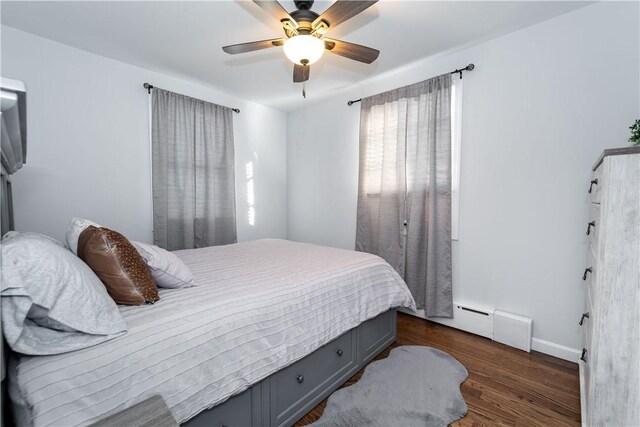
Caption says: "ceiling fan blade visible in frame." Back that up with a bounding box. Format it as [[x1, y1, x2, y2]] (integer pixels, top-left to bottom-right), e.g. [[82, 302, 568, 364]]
[[253, 1, 298, 29], [222, 38, 285, 54], [293, 64, 310, 83], [312, 0, 377, 31], [324, 38, 379, 64]]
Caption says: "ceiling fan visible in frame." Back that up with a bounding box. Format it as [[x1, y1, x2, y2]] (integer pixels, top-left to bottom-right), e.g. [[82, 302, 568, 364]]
[[222, 0, 379, 88]]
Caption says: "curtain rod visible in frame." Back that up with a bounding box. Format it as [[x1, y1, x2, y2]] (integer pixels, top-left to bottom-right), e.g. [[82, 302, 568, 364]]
[[346, 63, 475, 106], [143, 83, 240, 113]]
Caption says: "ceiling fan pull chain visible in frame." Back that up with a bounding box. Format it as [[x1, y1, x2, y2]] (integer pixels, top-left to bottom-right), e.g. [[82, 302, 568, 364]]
[[303, 81, 306, 98]]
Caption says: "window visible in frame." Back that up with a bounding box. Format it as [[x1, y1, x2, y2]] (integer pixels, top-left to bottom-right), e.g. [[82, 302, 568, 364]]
[[451, 74, 463, 241], [360, 75, 464, 241], [150, 88, 237, 250]]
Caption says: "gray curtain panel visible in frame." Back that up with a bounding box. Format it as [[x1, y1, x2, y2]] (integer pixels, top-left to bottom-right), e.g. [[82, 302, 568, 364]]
[[151, 88, 237, 250], [356, 74, 453, 317], [0, 91, 27, 175], [1, 169, 14, 236]]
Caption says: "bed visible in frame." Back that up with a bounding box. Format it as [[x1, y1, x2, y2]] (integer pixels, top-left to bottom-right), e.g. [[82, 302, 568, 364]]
[[6, 238, 415, 427]]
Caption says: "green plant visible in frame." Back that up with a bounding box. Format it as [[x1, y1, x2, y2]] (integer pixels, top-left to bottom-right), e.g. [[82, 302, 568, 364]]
[[630, 119, 640, 147]]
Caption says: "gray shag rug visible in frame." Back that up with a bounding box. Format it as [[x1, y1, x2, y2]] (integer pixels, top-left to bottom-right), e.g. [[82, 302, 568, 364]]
[[311, 346, 468, 427]]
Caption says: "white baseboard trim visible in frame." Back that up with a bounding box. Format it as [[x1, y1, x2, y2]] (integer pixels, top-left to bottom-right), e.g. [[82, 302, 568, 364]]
[[531, 338, 581, 363], [400, 307, 581, 363]]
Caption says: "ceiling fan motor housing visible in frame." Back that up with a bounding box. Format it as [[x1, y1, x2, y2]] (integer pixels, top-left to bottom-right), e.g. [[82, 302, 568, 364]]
[[293, 0, 314, 11], [289, 14, 319, 37]]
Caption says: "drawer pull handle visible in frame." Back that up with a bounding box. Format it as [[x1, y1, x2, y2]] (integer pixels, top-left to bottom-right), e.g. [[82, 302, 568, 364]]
[[586, 221, 596, 235], [336, 349, 343, 357], [579, 312, 590, 326], [580, 348, 587, 363], [582, 267, 592, 281], [297, 375, 304, 384], [588, 178, 598, 194]]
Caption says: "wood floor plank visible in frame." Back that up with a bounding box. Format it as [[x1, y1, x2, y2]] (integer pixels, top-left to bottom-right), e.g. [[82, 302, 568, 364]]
[[295, 312, 580, 426]]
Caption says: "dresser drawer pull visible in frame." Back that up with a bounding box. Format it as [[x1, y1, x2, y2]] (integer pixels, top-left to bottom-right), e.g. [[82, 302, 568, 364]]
[[579, 312, 590, 326], [586, 221, 596, 235], [296, 375, 304, 384], [336, 349, 343, 357], [582, 267, 592, 281], [580, 348, 587, 363], [588, 178, 598, 194]]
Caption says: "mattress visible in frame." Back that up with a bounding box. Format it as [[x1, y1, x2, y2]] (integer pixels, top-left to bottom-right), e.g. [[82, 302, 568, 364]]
[[11, 239, 415, 427]]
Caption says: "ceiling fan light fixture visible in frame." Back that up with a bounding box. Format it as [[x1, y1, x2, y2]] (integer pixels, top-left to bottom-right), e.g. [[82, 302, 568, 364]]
[[283, 35, 324, 65]]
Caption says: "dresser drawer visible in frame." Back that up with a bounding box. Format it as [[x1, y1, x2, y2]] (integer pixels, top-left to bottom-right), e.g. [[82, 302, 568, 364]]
[[579, 359, 590, 426], [582, 286, 594, 352], [587, 203, 601, 250], [271, 329, 358, 426], [589, 166, 602, 204], [589, 203, 602, 248], [585, 244, 598, 299]]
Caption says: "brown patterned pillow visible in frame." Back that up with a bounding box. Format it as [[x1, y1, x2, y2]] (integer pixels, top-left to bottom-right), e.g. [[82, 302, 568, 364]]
[[77, 226, 159, 305]]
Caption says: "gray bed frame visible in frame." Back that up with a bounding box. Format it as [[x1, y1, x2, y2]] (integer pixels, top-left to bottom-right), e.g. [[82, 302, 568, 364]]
[[0, 177, 398, 427], [183, 308, 397, 427], [1, 309, 397, 427]]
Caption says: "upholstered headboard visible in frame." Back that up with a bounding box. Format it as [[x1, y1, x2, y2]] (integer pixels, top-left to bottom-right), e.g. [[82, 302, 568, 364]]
[[1, 76, 26, 238], [1, 76, 26, 427], [1, 169, 11, 426]]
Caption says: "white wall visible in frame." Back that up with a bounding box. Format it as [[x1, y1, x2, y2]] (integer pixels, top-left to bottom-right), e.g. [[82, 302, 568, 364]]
[[286, 2, 640, 354], [1, 26, 287, 244]]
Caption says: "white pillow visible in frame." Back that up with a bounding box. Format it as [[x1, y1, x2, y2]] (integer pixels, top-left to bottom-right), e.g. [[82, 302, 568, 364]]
[[1, 232, 127, 355], [66, 217, 100, 255], [3, 231, 65, 247], [132, 241, 197, 289]]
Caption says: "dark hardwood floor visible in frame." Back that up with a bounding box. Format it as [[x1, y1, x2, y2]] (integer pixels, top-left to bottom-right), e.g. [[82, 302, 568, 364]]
[[296, 312, 581, 426]]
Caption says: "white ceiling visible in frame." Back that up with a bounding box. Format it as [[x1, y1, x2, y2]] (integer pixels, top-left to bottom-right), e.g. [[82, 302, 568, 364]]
[[1, 1, 592, 111]]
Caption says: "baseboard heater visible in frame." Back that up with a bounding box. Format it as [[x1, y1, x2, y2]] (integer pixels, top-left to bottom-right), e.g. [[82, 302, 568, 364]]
[[411, 303, 495, 340], [400, 303, 533, 352], [493, 310, 533, 352]]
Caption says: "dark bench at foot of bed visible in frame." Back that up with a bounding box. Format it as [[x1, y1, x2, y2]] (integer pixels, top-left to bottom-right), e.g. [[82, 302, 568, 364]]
[[184, 309, 397, 427]]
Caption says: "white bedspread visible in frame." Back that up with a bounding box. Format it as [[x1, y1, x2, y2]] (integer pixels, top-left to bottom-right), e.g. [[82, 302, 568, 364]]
[[12, 239, 415, 426]]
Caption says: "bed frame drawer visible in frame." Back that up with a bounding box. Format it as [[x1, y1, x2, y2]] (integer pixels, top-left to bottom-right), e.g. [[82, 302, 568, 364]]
[[185, 385, 262, 427], [271, 329, 358, 426], [181, 309, 397, 427]]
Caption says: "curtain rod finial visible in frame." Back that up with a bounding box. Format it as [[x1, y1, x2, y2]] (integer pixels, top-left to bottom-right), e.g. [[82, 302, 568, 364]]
[[466, 64, 475, 71]]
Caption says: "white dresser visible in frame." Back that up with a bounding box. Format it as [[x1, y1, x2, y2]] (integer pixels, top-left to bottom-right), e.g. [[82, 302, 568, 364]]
[[579, 147, 640, 427]]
